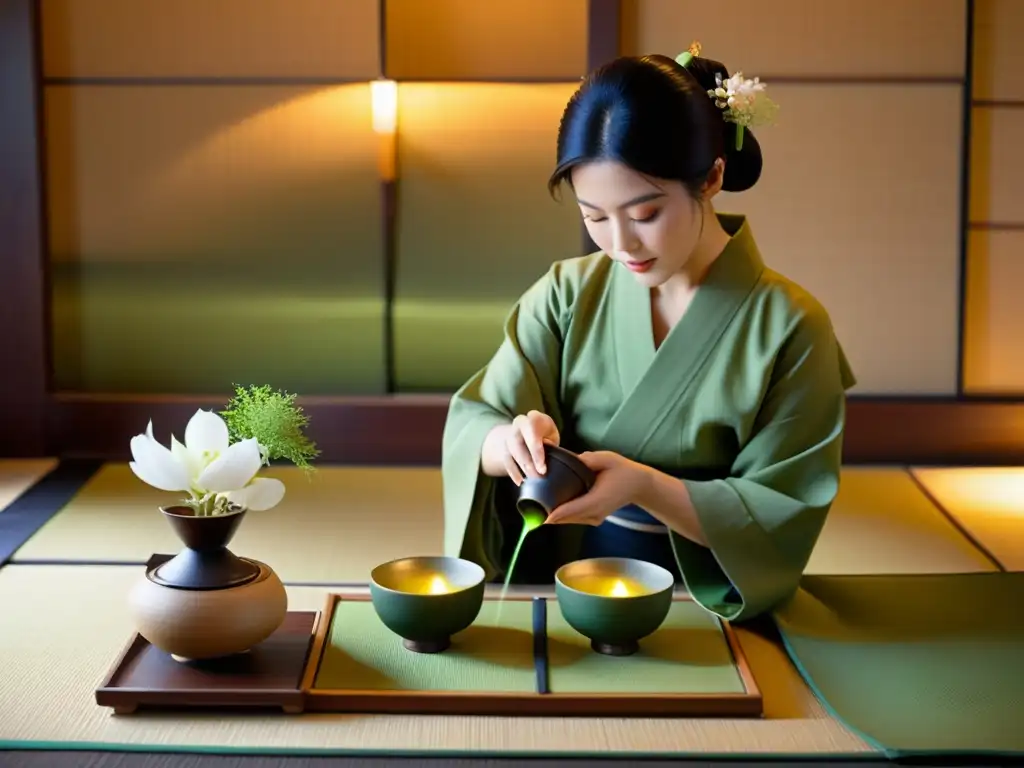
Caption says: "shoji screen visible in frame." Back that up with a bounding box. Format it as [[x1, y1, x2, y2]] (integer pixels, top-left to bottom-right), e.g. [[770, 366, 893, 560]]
[[963, 0, 1024, 394], [623, 0, 966, 395], [41, 0, 385, 395]]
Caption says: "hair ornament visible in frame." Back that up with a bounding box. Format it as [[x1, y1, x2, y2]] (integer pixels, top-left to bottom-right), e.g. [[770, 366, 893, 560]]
[[674, 40, 702, 69], [676, 40, 779, 151]]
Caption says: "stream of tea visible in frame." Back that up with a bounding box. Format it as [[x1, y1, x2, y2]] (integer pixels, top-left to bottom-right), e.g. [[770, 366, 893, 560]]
[[494, 504, 547, 623]]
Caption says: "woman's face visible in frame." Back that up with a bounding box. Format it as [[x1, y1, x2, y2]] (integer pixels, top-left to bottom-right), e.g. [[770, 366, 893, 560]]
[[570, 159, 722, 287]]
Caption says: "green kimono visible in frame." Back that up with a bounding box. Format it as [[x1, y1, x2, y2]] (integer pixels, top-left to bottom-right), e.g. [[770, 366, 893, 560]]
[[441, 213, 856, 622]]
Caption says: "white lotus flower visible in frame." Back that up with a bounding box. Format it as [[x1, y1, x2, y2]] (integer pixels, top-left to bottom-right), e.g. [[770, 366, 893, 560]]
[[129, 409, 286, 513]]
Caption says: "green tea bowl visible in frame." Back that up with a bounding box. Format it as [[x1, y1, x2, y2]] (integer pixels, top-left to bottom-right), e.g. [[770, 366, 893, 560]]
[[554, 557, 675, 656], [369, 556, 486, 653]]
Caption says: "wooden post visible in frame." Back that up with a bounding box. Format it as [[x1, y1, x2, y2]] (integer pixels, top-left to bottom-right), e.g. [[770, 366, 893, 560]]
[[0, 0, 49, 456]]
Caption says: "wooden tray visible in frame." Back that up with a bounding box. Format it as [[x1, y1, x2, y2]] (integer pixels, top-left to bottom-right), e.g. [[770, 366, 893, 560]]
[[302, 593, 762, 717], [95, 610, 319, 714]]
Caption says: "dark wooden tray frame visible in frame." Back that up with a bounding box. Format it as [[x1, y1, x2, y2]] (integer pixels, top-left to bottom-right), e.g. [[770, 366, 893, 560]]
[[95, 610, 321, 715], [96, 591, 762, 718], [301, 592, 763, 718]]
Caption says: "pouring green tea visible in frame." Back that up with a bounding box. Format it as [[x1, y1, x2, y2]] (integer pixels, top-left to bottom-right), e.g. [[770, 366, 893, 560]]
[[497, 446, 596, 610]]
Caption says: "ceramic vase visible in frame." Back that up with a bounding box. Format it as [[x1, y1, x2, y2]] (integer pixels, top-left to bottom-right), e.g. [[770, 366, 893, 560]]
[[127, 505, 287, 663]]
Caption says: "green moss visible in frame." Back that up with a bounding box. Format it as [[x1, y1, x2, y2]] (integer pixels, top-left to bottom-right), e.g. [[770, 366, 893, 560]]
[[220, 384, 320, 472]]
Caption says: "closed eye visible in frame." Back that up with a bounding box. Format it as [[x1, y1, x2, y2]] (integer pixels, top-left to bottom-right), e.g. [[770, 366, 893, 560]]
[[583, 210, 661, 224]]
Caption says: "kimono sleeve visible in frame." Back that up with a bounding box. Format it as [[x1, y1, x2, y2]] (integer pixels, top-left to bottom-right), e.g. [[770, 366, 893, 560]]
[[441, 266, 574, 578], [670, 304, 857, 623]]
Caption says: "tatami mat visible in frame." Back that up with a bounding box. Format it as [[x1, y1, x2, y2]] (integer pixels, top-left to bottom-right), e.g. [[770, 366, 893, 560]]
[[0, 564, 871, 756], [0, 459, 58, 512], [12, 464, 444, 582], [911, 467, 1024, 571], [805, 467, 998, 574], [11, 465, 997, 579]]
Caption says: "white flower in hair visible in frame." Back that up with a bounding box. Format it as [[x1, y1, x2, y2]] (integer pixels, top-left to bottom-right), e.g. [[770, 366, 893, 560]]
[[675, 41, 779, 150], [708, 71, 779, 149]]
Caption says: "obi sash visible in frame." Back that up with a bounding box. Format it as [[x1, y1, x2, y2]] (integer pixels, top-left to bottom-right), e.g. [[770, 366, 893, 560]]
[[581, 465, 731, 580], [604, 465, 730, 533]]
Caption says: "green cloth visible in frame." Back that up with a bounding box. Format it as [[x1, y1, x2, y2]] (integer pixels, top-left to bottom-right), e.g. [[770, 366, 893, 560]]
[[775, 572, 1024, 758], [314, 599, 537, 692], [315, 596, 749, 699], [441, 213, 856, 622], [546, 598, 745, 694]]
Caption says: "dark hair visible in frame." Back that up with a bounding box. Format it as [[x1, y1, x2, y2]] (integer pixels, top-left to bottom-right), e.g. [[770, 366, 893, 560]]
[[548, 53, 762, 198]]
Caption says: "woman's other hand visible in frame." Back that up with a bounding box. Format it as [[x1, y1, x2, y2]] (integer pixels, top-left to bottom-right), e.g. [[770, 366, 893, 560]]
[[545, 451, 649, 526]]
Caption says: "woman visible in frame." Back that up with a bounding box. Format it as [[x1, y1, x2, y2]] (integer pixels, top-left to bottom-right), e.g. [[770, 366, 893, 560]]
[[441, 46, 856, 622]]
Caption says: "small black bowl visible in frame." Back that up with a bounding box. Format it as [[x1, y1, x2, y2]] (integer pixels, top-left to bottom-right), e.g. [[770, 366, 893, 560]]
[[516, 445, 596, 527]]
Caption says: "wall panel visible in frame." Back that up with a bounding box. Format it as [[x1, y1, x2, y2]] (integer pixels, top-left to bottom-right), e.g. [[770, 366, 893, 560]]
[[385, 0, 588, 80], [40, 0, 380, 79], [391, 83, 582, 391], [963, 230, 1024, 393], [621, 0, 965, 78], [717, 84, 963, 394], [45, 84, 385, 395], [969, 107, 1024, 225], [960, 0, 1024, 393], [973, 0, 1024, 101]]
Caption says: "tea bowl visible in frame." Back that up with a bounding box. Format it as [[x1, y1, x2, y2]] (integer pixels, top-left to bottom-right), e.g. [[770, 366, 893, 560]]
[[554, 557, 675, 656], [369, 556, 486, 653], [516, 445, 596, 526]]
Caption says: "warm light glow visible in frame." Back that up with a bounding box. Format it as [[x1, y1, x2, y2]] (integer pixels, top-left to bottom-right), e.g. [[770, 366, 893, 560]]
[[371, 79, 398, 135], [565, 573, 651, 597], [608, 579, 630, 597], [912, 467, 1024, 571], [371, 79, 398, 182], [75, 85, 379, 259], [914, 468, 1024, 520], [390, 572, 456, 594], [427, 574, 450, 594]]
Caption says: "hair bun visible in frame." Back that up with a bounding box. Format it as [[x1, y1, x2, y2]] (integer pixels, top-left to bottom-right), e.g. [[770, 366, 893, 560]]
[[677, 54, 764, 193], [677, 55, 726, 95]]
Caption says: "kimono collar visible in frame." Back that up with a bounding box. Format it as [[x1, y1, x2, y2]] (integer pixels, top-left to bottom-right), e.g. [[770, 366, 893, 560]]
[[701, 212, 765, 291], [603, 210, 769, 458]]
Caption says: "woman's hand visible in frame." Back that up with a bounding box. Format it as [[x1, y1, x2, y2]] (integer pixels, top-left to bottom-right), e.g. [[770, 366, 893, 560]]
[[496, 410, 560, 485], [545, 451, 649, 526]]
